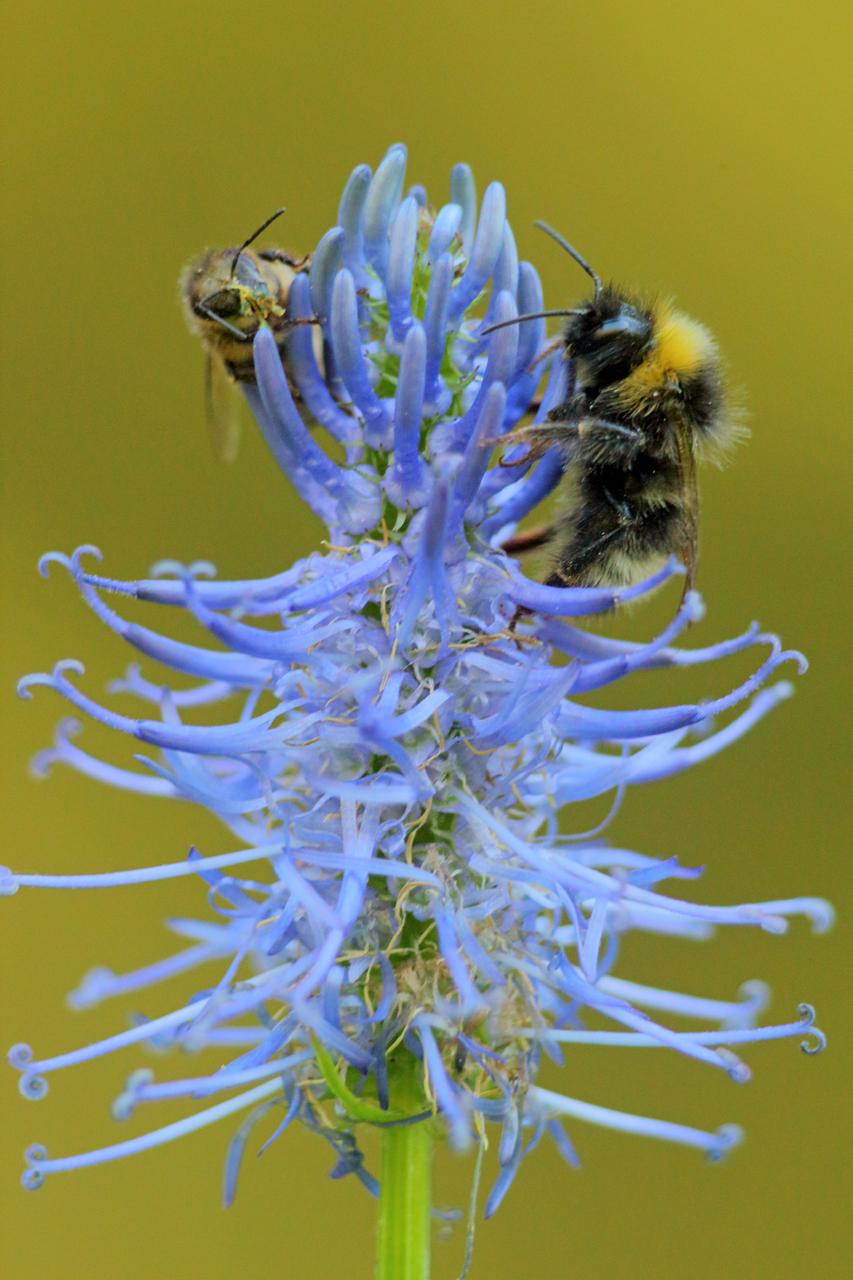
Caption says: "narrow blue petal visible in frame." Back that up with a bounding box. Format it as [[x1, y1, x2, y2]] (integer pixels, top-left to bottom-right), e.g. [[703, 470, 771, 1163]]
[[528, 1085, 743, 1159], [20, 1080, 285, 1187], [477, 356, 569, 533], [514, 262, 546, 373], [242, 384, 338, 526], [447, 182, 507, 326], [309, 227, 345, 350], [407, 183, 428, 207], [222, 1098, 278, 1206], [449, 163, 477, 253], [286, 275, 361, 445], [384, 323, 432, 509], [392, 473, 460, 650], [385, 196, 419, 352], [253, 327, 382, 533], [447, 382, 507, 546], [502, 558, 681, 617], [415, 1017, 471, 1149], [330, 269, 394, 448], [281, 545, 399, 613], [425, 203, 462, 265], [483, 1136, 522, 1217], [628, 683, 797, 782], [337, 164, 372, 286], [422, 252, 454, 416], [481, 223, 519, 331], [436, 290, 518, 455], [363, 145, 407, 282]]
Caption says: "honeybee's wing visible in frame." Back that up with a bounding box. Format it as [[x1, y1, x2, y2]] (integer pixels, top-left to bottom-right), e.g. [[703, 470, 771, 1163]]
[[205, 351, 241, 464], [674, 414, 699, 594]]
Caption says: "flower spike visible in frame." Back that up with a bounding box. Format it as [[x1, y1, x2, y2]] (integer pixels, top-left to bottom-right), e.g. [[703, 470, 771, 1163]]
[[7, 150, 827, 1245]]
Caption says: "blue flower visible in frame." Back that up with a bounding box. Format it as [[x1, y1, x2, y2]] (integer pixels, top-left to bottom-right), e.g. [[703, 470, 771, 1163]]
[[5, 146, 830, 1216]]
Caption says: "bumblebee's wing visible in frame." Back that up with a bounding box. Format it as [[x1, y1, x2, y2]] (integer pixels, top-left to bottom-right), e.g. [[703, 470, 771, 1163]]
[[205, 352, 241, 464], [674, 416, 699, 593]]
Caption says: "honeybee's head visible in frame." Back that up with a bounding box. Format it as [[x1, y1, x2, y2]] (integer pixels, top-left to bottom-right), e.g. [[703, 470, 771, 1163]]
[[182, 208, 288, 336], [185, 248, 273, 324]]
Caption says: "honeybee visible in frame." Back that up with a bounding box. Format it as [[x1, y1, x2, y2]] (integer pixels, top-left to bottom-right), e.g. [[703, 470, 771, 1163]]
[[491, 223, 744, 594], [181, 209, 319, 463]]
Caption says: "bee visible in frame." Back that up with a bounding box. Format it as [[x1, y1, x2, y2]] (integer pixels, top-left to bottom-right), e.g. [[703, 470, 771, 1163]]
[[181, 208, 320, 463], [489, 223, 744, 594]]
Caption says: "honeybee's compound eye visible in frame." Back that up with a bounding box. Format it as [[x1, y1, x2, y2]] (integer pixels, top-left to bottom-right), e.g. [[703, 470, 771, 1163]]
[[197, 288, 242, 320]]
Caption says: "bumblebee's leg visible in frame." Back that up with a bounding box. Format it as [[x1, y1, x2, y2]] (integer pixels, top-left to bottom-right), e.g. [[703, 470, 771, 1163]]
[[508, 603, 533, 636], [499, 524, 555, 555], [503, 417, 646, 466], [525, 334, 564, 375], [574, 418, 646, 464]]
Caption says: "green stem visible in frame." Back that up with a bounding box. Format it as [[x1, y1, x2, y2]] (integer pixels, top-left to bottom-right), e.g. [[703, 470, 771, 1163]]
[[375, 1121, 433, 1280]]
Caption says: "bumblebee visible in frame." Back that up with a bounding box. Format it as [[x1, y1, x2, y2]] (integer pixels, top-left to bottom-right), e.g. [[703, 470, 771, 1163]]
[[492, 223, 744, 593], [181, 209, 319, 463]]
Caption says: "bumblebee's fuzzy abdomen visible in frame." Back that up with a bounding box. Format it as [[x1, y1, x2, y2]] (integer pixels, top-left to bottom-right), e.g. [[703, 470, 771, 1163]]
[[549, 456, 687, 588]]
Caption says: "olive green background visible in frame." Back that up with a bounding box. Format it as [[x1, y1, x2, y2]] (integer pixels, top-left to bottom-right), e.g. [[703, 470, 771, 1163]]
[[1, 2, 850, 1277]]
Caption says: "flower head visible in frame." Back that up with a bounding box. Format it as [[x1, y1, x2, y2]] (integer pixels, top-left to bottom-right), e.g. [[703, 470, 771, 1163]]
[[6, 146, 830, 1215]]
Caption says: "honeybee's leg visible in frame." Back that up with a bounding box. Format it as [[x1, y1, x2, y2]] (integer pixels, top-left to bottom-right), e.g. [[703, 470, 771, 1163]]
[[284, 316, 324, 330], [257, 249, 313, 271]]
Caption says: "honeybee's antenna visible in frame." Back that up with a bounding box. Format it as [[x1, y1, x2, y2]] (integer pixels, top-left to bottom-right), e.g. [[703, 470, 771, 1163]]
[[534, 220, 602, 299], [229, 207, 287, 276]]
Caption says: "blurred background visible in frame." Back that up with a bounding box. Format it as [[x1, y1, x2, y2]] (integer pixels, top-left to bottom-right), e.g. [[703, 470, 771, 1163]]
[[1, 2, 850, 1276]]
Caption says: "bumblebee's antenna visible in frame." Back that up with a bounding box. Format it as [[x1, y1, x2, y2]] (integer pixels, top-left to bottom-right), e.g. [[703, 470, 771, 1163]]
[[229, 208, 287, 277], [481, 308, 583, 337], [534, 220, 602, 299], [481, 221, 602, 337]]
